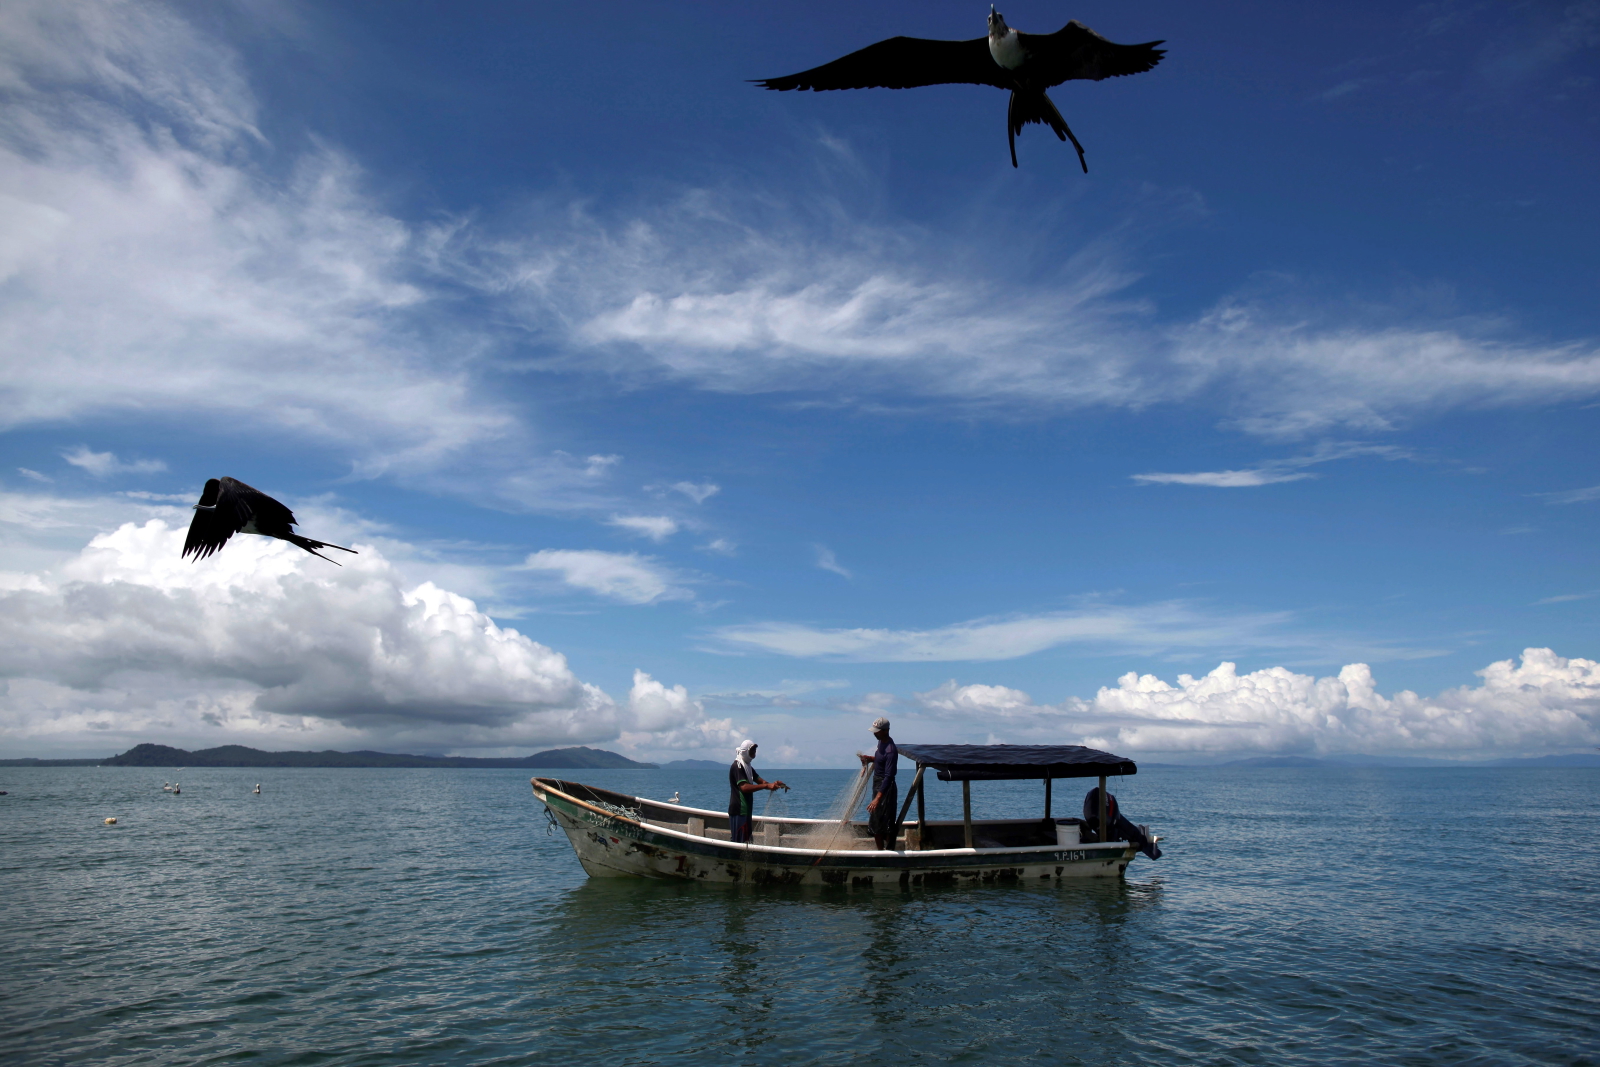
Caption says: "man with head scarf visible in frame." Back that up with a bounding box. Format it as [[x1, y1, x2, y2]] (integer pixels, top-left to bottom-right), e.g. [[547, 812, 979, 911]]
[[856, 717, 899, 850], [728, 740, 787, 843]]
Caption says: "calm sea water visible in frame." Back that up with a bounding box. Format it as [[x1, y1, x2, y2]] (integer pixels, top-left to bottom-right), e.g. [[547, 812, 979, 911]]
[[2, 764, 1596, 1066]]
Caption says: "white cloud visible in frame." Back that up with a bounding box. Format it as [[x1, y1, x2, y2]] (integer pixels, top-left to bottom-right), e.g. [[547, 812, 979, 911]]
[[0, 519, 623, 753], [700, 537, 737, 556], [522, 548, 691, 604], [1534, 590, 1600, 605], [710, 602, 1319, 663], [17, 468, 50, 483], [1537, 485, 1600, 505], [670, 481, 720, 504], [607, 514, 679, 542], [584, 454, 622, 477], [814, 544, 851, 578], [910, 649, 1600, 757], [61, 446, 166, 478], [0, 0, 512, 473], [1134, 442, 1409, 488], [620, 669, 739, 752], [1134, 469, 1312, 487]]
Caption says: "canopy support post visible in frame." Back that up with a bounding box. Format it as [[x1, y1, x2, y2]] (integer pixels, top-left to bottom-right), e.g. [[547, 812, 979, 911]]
[[893, 765, 925, 848], [962, 780, 973, 849], [916, 765, 927, 848], [1044, 775, 1052, 820], [1098, 774, 1109, 844]]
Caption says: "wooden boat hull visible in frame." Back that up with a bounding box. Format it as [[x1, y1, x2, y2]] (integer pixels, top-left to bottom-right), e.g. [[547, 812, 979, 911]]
[[533, 777, 1137, 887]]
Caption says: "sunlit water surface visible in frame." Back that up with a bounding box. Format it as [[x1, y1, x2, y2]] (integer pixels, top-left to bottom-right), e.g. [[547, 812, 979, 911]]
[[2, 765, 1596, 1065]]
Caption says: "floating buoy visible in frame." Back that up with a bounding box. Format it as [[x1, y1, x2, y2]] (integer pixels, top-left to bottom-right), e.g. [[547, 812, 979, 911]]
[[105, 817, 117, 825]]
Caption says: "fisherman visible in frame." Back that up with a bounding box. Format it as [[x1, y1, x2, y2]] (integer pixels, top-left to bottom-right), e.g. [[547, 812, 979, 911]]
[[1082, 785, 1161, 860], [857, 717, 899, 850], [728, 739, 787, 844]]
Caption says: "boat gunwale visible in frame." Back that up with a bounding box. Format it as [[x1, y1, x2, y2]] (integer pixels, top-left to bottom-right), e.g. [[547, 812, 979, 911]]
[[532, 776, 1133, 863]]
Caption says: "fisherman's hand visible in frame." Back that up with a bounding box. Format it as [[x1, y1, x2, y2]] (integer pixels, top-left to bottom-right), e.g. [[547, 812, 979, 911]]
[[867, 796, 879, 813], [858, 753, 873, 765]]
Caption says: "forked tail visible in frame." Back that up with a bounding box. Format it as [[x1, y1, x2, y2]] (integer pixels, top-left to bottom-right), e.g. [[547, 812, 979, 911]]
[[286, 533, 358, 566], [1007, 89, 1088, 172]]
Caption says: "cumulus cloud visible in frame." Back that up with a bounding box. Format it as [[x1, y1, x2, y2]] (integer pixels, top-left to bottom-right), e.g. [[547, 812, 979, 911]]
[[607, 514, 679, 541], [522, 548, 691, 604], [0, 0, 512, 473], [0, 520, 623, 753], [61, 446, 166, 478], [620, 670, 739, 752], [907, 650, 1600, 757]]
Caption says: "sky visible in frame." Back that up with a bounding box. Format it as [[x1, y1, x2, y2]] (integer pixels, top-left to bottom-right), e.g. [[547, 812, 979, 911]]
[[2, 0, 1598, 764]]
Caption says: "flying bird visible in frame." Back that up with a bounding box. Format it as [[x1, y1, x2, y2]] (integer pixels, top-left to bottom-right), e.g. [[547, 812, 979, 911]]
[[754, 6, 1164, 170], [182, 477, 357, 565]]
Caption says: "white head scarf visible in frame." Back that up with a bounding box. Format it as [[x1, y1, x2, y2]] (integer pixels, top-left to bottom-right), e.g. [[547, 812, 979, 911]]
[[734, 739, 757, 780]]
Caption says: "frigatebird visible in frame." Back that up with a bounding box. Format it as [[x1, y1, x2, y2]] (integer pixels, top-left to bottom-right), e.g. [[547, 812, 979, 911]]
[[754, 6, 1164, 170], [182, 477, 356, 565]]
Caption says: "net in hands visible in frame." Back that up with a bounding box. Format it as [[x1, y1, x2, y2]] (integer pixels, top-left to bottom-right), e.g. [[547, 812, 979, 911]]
[[791, 758, 873, 851]]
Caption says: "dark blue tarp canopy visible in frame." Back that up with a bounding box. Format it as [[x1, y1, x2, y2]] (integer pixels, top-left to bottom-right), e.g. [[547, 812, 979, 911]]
[[896, 744, 1136, 781]]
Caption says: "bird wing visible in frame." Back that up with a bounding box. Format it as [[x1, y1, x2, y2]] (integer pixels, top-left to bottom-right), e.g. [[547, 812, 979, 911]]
[[1022, 21, 1165, 86], [182, 500, 234, 561], [755, 36, 1006, 91], [221, 477, 299, 531]]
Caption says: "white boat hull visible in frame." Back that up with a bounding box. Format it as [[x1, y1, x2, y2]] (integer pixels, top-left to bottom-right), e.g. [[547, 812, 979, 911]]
[[534, 778, 1138, 887]]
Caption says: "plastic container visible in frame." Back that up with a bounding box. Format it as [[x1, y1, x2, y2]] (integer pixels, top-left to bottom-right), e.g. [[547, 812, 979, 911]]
[[1055, 819, 1081, 846]]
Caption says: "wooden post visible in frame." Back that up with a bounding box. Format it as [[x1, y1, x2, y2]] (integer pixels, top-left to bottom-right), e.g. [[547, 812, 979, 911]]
[[962, 779, 973, 849], [893, 765, 925, 848], [1097, 774, 1109, 844], [1044, 776, 1052, 820], [916, 765, 927, 849]]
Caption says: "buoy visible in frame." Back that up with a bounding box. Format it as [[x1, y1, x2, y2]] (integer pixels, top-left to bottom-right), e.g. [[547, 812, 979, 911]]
[[105, 817, 117, 825]]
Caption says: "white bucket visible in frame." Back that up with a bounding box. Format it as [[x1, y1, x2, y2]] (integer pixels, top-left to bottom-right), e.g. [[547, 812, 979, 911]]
[[1055, 820, 1080, 846]]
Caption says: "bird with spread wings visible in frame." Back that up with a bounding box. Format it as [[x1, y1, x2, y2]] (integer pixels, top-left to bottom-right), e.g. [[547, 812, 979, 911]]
[[755, 6, 1165, 170], [182, 477, 357, 565]]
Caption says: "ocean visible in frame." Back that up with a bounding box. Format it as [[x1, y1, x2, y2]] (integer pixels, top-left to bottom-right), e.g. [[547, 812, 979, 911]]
[[2, 764, 1596, 1065]]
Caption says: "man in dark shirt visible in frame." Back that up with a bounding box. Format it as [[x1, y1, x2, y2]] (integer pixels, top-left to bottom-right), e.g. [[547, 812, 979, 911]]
[[1082, 785, 1161, 860], [728, 739, 787, 843], [857, 717, 899, 850]]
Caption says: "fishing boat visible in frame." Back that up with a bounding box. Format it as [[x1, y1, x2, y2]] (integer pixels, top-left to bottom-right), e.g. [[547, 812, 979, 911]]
[[531, 744, 1157, 887]]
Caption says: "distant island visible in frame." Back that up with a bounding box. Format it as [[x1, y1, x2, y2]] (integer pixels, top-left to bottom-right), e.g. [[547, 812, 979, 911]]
[[660, 758, 725, 769], [1217, 753, 1600, 769], [0, 743, 660, 769]]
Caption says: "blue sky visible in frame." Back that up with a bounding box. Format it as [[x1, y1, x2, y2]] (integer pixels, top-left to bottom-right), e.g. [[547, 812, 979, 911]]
[[2, 0, 1598, 762]]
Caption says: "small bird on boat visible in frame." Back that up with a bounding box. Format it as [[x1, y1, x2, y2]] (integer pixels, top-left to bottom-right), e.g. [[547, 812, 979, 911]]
[[183, 477, 356, 566], [754, 6, 1164, 170]]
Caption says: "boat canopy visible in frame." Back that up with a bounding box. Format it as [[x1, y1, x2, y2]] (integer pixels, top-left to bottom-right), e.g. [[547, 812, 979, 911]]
[[895, 743, 1136, 781]]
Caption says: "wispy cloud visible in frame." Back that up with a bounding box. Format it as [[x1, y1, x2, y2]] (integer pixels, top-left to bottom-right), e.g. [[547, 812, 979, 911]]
[[61, 446, 166, 478], [813, 544, 852, 578], [704, 598, 1440, 664], [1536, 485, 1600, 505], [522, 548, 691, 604], [1534, 590, 1600, 605], [1134, 442, 1409, 488], [670, 481, 720, 504], [607, 514, 679, 542], [17, 468, 51, 483]]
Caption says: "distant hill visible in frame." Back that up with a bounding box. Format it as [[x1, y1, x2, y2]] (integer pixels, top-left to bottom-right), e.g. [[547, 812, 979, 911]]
[[661, 759, 725, 769], [0, 757, 105, 767], [1485, 753, 1600, 768], [96, 743, 657, 769]]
